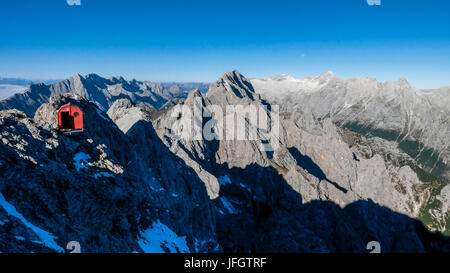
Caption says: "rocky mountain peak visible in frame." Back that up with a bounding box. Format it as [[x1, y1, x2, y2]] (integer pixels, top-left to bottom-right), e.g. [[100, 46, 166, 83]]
[[397, 77, 411, 88], [109, 75, 126, 83], [222, 69, 243, 78], [315, 71, 339, 83], [206, 70, 259, 105], [70, 73, 85, 82], [85, 73, 104, 82], [220, 70, 255, 91], [187, 89, 203, 100], [383, 77, 413, 91]]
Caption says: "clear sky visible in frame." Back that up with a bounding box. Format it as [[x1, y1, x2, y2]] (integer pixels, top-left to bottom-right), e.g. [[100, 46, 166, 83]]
[[0, 0, 449, 88]]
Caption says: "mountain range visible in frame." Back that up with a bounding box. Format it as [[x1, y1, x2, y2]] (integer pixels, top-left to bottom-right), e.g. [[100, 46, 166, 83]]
[[0, 74, 209, 116], [251, 73, 450, 183], [0, 71, 448, 253]]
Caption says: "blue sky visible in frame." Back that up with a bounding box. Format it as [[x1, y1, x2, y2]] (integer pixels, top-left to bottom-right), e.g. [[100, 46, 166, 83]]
[[0, 0, 449, 88]]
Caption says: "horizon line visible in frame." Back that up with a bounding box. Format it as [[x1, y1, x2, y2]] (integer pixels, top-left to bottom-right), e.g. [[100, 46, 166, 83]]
[[1, 71, 449, 90]]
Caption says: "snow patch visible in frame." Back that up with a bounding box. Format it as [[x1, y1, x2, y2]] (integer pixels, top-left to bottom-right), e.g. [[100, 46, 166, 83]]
[[218, 175, 232, 186], [138, 220, 190, 253], [194, 239, 209, 253], [0, 192, 64, 252], [220, 197, 237, 214], [73, 152, 91, 171], [240, 183, 251, 192], [94, 172, 115, 179], [96, 108, 109, 121]]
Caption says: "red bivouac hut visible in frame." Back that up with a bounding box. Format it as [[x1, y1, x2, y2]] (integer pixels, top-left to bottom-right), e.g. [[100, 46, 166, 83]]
[[58, 103, 84, 130]]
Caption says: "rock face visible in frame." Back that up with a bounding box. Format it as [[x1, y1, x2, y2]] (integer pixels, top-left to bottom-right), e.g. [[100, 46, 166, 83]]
[[0, 94, 218, 253], [150, 71, 450, 252], [251, 73, 450, 182], [1, 71, 449, 253], [154, 71, 429, 215], [0, 73, 208, 117]]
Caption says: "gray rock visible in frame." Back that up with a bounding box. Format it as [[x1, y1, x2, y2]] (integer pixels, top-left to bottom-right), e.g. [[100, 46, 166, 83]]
[[251, 73, 450, 182], [1, 71, 448, 253], [150, 71, 449, 252], [0, 95, 218, 253]]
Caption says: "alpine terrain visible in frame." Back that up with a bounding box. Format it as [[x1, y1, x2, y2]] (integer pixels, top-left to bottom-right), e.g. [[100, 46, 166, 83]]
[[0, 71, 449, 253]]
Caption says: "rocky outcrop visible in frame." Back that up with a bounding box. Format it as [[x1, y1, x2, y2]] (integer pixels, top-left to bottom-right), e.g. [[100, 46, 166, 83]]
[[0, 95, 218, 253]]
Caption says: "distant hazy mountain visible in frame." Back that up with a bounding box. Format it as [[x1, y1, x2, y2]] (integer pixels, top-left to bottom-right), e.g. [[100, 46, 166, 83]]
[[159, 82, 210, 94], [0, 77, 60, 100], [0, 77, 59, 86], [251, 73, 450, 182], [0, 74, 209, 116]]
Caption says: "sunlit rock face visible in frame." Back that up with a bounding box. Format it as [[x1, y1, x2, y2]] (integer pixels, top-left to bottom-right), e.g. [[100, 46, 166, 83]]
[[251, 73, 450, 182]]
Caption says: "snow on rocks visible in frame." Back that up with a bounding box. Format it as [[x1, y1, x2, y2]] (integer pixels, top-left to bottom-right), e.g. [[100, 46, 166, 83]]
[[138, 220, 190, 253], [0, 192, 64, 252]]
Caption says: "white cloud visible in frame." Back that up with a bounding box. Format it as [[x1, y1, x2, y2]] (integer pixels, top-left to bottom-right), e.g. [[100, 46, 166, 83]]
[[0, 84, 27, 100]]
